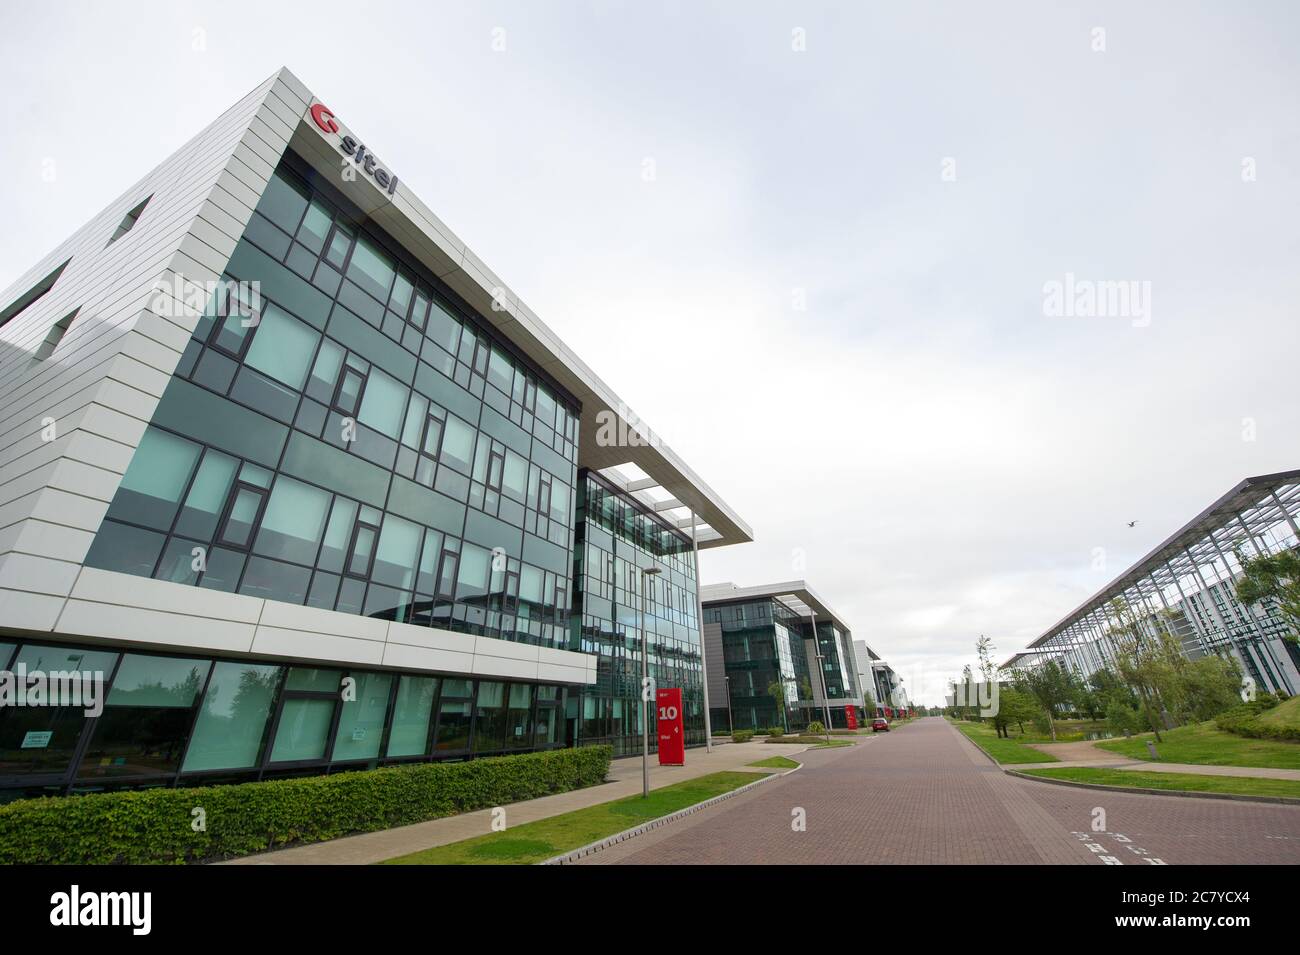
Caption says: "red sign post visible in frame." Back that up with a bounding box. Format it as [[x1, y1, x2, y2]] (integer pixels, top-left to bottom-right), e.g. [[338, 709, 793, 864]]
[[656, 687, 685, 765], [845, 705, 858, 730]]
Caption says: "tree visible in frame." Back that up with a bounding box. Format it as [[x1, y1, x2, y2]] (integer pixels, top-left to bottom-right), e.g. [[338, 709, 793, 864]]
[[976, 635, 997, 683], [767, 680, 790, 734], [1015, 660, 1073, 741], [1072, 682, 1103, 721], [1105, 598, 1166, 742], [1234, 549, 1300, 635], [991, 687, 1040, 738], [959, 664, 975, 721], [1178, 653, 1243, 722], [862, 688, 877, 718]]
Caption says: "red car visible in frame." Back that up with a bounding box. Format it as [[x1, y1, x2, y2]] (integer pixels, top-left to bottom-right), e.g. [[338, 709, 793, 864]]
[[871, 718, 890, 732]]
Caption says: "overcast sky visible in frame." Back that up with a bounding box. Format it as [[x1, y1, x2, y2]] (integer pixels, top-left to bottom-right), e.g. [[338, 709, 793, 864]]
[[3, 1, 1297, 705]]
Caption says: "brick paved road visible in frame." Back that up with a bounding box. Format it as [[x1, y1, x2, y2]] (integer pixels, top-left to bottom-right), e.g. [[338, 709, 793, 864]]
[[582, 717, 1300, 865]]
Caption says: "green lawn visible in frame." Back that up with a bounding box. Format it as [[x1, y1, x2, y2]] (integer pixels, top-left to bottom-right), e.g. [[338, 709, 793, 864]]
[[748, 755, 800, 769], [764, 736, 854, 747], [951, 720, 1057, 764], [1021, 767, 1300, 800], [1256, 695, 1300, 732], [1094, 720, 1300, 770], [382, 771, 763, 865]]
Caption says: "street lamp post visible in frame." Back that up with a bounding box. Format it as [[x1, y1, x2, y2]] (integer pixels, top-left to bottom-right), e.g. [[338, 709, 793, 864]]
[[724, 675, 734, 733], [813, 652, 832, 742], [808, 607, 833, 739], [640, 566, 662, 798]]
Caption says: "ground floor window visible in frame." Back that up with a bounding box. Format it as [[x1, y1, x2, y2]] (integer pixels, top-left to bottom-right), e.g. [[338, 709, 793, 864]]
[[0, 638, 573, 798]]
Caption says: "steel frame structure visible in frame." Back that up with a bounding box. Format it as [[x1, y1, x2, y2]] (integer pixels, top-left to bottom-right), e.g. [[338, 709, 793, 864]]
[[1004, 470, 1300, 696]]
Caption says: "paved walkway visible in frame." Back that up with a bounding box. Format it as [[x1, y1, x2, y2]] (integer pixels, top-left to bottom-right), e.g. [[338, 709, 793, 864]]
[[1027, 740, 1300, 780], [223, 740, 804, 865], [581, 717, 1300, 865]]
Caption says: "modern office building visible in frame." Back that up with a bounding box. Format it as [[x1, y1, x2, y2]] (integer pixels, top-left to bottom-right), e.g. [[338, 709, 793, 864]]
[[701, 581, 861, 731], [0, 68, 751, 799], [1004, 470, 1300, 697], [852, 639, 907, 717]]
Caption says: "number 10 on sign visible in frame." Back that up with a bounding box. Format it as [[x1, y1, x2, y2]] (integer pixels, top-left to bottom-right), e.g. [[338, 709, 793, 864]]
[[656, 687, 685, 765]]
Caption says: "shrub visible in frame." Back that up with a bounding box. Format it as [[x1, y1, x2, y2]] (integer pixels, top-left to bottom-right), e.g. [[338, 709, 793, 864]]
[[807, 721, 826, 735], [1105, 699, 1142, 737], [1215, 697, 1299, 741], [731, 730, 755, 743], [766, 726, 786, 738], [0, 745, 612, 865]]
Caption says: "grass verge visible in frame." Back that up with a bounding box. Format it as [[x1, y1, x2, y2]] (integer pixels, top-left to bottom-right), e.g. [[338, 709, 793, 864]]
[[748, 756, 800, 769], [1020, 767, 1300, 800], [764, 736, 853, 747], [952, 720, 1057, 764], [1094, 720, 1300, 770], [382, 771, 764, 865]]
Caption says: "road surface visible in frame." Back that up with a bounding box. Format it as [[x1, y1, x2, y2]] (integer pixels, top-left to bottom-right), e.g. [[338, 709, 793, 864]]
[[581, 717, 1300, 865]]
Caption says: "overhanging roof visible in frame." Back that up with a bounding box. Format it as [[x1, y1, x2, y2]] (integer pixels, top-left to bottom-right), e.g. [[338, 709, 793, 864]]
[[700, 580, 852, 634], [277, 67, 753, 550], [1010, 469, 1300, 659]]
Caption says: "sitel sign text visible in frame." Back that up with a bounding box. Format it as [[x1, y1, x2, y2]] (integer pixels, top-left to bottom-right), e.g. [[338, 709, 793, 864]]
[[310, 103, 399, 196]]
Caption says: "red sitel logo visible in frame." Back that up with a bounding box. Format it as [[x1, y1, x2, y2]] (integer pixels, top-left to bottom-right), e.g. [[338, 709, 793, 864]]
[[306, 101, 399, 197], [310, 103, 338, 134]]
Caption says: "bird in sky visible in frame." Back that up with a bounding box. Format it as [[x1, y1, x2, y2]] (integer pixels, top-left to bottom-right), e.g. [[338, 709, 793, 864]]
[[1127, 520, 1139, 528]]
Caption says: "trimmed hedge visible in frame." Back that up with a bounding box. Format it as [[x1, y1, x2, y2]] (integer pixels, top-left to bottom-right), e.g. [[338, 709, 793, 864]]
[[731, 730, 755, 743], [0, 745, 612, 865], [1215, 697, 1300, 742]]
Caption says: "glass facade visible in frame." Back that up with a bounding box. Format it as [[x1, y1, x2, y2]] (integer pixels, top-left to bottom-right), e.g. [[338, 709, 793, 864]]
[[85, 155, 579, 649], [569, 471, 704, 756], [815, 620, 859, 707], [2, 152, 596, 797], [705, 596, 861, 730], [0, 637, 567, 801], [704, 597, 816, 732]]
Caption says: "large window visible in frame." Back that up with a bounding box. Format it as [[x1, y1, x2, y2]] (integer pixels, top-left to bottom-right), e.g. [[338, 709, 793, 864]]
[[433, 680, 473, 752], [252, 476, 331, 565], [107, 428, 200, 529], [386, 676, 437, 758], [472, 681, 507, 753], [505, 684, 534, 750], [78, 654, 211, 780], [182, 662, 281, 773], [331, 672, 392, 762], [269, 668, 341, 763], [0, 645, 119, 778], [244, 303, 319, 390]]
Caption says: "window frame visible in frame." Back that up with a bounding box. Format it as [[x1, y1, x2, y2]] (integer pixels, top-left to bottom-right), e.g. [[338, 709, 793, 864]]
[[214, 481, 269, 552]]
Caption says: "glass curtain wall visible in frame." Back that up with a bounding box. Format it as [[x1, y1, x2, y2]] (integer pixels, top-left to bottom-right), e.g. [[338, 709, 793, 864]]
[[569, 471, 702, 756], [0, 638, 569, 802], [703, 597, 814, 732], [84, 154, 580, 652]]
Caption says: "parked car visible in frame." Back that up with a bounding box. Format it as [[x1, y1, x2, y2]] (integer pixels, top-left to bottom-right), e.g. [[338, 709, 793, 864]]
[[871, 718, 890, 732]]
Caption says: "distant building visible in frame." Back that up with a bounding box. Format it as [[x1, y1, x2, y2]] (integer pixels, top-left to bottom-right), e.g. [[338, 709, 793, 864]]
[[1005, 471, 1300, 696], [701, 581, 862, 730]]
